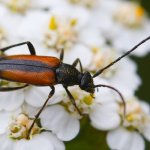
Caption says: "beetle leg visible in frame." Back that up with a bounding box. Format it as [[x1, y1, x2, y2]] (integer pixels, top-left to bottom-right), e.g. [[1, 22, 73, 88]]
[[27, 86, 55, 139], [72, 58, 83, 73], [0, 41, 36, 55], [59, 48, 64, 62], [63, 86, 83, 116], [0, 84, 28, 91]]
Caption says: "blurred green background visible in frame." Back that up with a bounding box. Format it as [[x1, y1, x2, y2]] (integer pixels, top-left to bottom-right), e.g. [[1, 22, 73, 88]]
[[66, 0, 150, 149]]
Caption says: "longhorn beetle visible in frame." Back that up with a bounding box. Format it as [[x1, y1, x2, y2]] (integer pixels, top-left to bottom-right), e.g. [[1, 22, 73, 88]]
[[0, 36, 150, 138]]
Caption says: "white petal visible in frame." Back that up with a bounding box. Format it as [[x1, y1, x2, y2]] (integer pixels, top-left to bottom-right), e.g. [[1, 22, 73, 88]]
[[43, 132, 65, 150], [18, 10, 49, 41], [35, 0, 63, 8], [143, 123, 150, 141], [48, 85, 65, 105], [109, 58, 141, 98], [90, 104, 120, 130], [66, 44, 92, 67], [14, 133, 54, 150], [51, 5, 90, 29], [0, 90, 24, 111], [41, 105, 80, 141], [79, 28, 105, 47], [107, 128, 145, 150], [140, 101, 150, 114], [0, 5, 7, 19], [24, 86, 50, 107], [0, 109, 23, 134], [0, 111, 10, 134], [0, 135, 15, 150], [21, 104, 39, 118]]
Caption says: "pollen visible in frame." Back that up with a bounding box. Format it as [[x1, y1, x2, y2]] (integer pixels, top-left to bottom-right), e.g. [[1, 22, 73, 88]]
[[83, 95, 93, 105], [49, 16, 57, 30], [91, 47, 100, 53], [44, 15, 78, 50], [114, 2, 145, 28], [90, 48, 116, 78], [136, 6, 144, 18], [61, 87, 95, 119], [70, 19, 77, 26]]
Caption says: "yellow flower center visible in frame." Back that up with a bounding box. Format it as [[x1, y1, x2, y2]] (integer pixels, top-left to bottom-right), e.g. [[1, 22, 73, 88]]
[[0, 27, 8, 48], [6, 0, 30, 13], [68, 0, 97, 8], [49, 16, 57, 30], [90, 47, 116, 78], [44, 16, 78, 50], [136, 6, 144, 18], [120, 98, 150, 132], [9, 114, 41, 140], [61, 87, 95, 119], [114, 2, 145, 28]]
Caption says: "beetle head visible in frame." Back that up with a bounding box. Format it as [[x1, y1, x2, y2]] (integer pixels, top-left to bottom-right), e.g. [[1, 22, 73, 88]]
[[79, 71, 95, 94]]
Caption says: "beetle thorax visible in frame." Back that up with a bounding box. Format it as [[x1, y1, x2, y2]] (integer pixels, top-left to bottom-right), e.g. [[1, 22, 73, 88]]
[[56, 63, 82, 86], [56, 64, 94, 94]]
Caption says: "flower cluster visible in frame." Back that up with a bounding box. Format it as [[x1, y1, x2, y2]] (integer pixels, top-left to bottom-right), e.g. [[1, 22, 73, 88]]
[[0, 0, 149, 150]]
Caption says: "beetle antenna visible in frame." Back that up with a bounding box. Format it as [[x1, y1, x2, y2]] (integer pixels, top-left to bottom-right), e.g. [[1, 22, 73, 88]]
[[93, 36, 150, 78], [94, 84, 126, 119]]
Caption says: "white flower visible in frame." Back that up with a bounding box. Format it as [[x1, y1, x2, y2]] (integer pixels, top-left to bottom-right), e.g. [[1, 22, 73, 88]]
[[89, 80, 121, 130], [112, 1, 150, 56], [67, 0, 100, 9], [109, 0, 150, 56], [0, 4, 24, 47], [1, 0, 30, 13], [40, 78, 124, 141], [106, 97, 150, 150], [106, 57, 141, 98], [91, 0, 150, 56], [76, 45, 141, 97], [107, 127, 145, 150], [17, 6, 90, 52], [0, 105, 65, 150], [0, 81, 63, 111], [0, 0, 58, 14], [41, 104, 80, 141]]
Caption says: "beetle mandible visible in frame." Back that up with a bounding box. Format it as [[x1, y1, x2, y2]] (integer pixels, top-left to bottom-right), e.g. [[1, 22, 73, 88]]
[[0, 36, 150, 138]]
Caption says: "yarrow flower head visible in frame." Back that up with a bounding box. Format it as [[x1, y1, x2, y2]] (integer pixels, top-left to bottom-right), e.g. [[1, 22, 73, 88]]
[[40, 78, 124, 141], [107, 97, 150, 150], [0, 105, 65, 150], [89, 46, 116, 78], [60, 86, 95, 119], [44, 15, 78, 50], [113, 2, 145, 28], [0, 26, 8, 47], [106, 0, 150, 56], [0, 0, 149, 149], [121, 98, 150, 132], [9, 114, 41, 140], [18, 6, 90, 53], [76, 44, 141, 97], [1, 0, 30, 13], [68, 0, 99, 9]]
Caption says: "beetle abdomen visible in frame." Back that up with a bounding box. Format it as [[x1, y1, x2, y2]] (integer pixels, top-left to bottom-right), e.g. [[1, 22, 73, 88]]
[[0, 55, 60, 86]]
